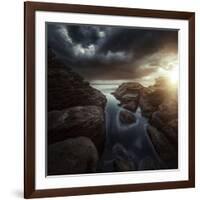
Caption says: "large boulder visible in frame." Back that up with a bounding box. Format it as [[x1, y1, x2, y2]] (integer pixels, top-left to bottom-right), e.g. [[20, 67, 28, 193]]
[[113, 82, 143, 112], [47, 49, 106, 154], [122, 101, 138, 112], [139, 77, 177, 118], [119, 110, 136, 125], [139, 88, 166, 117], [113, 82, 143, 100], [158, 99, 178, 122], [150, 100, 178, 145], [146, 125, 178, 169], [48, 137, 99, 175], [113, 157, 136, 172], [48, 106, 105, 154]]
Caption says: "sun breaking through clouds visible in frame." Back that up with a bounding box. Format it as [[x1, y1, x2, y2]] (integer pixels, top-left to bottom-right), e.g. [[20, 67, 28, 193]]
[[47, 23, 178, 86]]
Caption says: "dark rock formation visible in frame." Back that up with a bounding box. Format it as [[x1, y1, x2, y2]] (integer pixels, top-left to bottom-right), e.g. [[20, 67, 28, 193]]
[[47, 49, 107, 155], [146, 125, 178, 169], [113, 80, 169, 116], [112, 77, 178, 169], [113, 157, 136, 172], [119, 110, 136, 125], [150, 99, 178, 145], [113, 82, 143, 99], [48, 106, 105, 154], [48, 48, 107, 111], [48, 137, 99, 175], [113, 82, 143, 112], [139, 87, 156, 117], [122, 101, 138, 112], [139, 87, 167, 117], [112, 143, 136, 171]]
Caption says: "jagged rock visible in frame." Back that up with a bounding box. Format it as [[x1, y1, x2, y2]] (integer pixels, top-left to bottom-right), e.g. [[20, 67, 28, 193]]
[[48, 106, 105, 154], [139, 88, 166, 117], [113, 157, 137, 172], [112, 143, 131, 159], [146, 125, 178, 169], [113, 82, 143, 100], [119, 110, 136, 125], [112, 143, 136, 172], [150, 100, 178, 145], [48, 48, 107, 111], [48, 137, 99, 175], [122, 101, 138, 112], [47, 49, 106, 154], [158, 100, 178, 122], [168, 119, 178, 133], [112, 82, 143, 112]]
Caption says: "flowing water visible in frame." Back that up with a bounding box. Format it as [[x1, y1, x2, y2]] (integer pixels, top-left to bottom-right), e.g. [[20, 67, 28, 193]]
[[92, 84, 163, 172]]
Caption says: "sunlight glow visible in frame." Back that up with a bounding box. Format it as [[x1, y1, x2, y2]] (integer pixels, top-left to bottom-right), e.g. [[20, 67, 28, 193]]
[[168, 67, 178, 85]]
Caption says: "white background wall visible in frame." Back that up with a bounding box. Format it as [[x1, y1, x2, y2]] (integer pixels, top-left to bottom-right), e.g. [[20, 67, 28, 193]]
[[0, 0, 199, 199]]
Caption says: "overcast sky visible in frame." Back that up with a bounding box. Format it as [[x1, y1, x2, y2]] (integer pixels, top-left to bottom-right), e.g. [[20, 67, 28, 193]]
[[47, 23, 178, 86]]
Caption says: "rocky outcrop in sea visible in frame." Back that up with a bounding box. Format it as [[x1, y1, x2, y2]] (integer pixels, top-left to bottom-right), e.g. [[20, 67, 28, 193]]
[[113, 77, 178, 169], [113, 82, 143, 112], [47, 48, 107, 175]]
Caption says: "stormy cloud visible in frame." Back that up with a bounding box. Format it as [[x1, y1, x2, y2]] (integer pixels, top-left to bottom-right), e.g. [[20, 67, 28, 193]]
[[47, 23, 178, 83]]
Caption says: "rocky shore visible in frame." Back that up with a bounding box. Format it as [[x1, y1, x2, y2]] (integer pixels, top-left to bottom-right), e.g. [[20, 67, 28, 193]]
[[119, 110, 136, 125], [113, 82, 143, 112], [48, 137, 99, 175], [47, 47, 178, 173], [113, 77, 178, 168], [47, 49, 107, 175]]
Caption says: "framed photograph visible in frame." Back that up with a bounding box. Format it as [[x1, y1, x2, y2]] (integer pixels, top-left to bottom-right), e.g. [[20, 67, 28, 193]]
[[24, 1, 195, 198]]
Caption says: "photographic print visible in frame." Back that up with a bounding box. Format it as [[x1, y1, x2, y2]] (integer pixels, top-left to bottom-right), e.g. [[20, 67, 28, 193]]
[[47, 23, 179, 176], [24, 2, 195, 198]]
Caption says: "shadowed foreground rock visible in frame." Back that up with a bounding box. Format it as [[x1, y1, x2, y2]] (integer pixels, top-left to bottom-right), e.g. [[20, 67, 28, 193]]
[[48, 137, 99, 175], [47, 49, 107, 156], [146, 125, 178, 169], [150, 99, 178, 145], [112, 143, 136, 171], [48, 106, 105, 154], [139, 88, 167, 117]]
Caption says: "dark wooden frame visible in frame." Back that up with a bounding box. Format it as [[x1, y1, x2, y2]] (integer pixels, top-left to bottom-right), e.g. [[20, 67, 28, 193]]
[[24, 1, 195, 198]]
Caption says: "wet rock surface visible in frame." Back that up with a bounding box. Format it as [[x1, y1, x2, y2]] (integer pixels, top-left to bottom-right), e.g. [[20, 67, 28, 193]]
[[122, 101, 138, 112], [150, 100, 178, 146], [48, 137, 99, 175], [147, 125, 178, 168], [48, 106, 105, 154], [112, 143, 137, 172], [119, 110, 136, 125], [47, 47, 178, 174], [113, 77, 178, 168], [47, 49, 107, 175], [113, 82, 143, 112]]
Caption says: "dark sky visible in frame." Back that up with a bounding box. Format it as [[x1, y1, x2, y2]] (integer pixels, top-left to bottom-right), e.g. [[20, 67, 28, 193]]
[[47, 23, 178, 85]]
